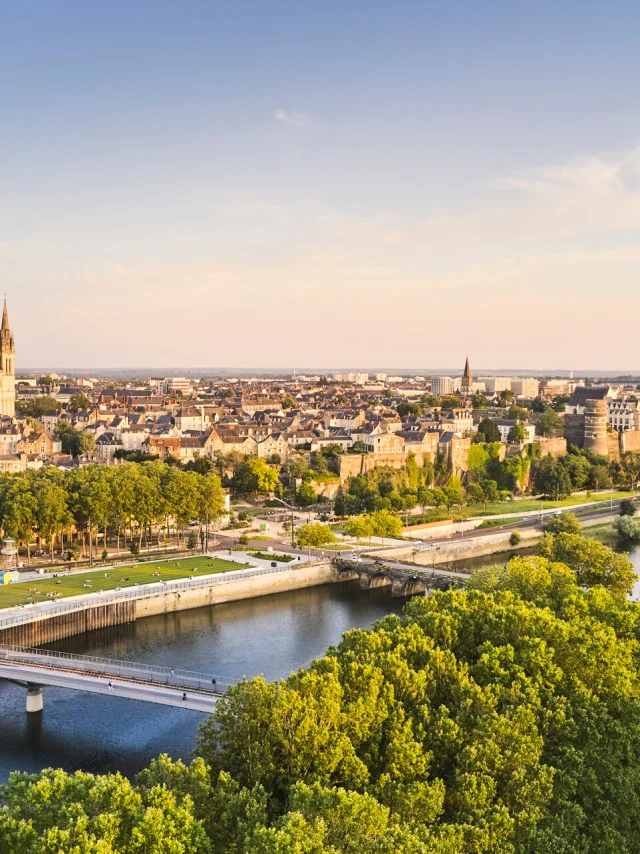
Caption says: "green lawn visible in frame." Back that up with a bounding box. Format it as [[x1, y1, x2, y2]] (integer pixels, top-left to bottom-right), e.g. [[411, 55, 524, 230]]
[[0, 556, 241, 610], [406, 491, 637, 525]]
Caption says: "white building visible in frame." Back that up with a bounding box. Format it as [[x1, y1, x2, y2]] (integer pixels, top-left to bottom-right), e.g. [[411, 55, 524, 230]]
[[511, 378, 540, 398], [432, 376, 453, 396], [481, 377, 512, 395], [494, 419, 536, 444], [608, 400, 640, 432]]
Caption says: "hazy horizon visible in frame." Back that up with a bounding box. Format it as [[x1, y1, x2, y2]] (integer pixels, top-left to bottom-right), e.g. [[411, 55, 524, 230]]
[[3, 2, 640, 369]]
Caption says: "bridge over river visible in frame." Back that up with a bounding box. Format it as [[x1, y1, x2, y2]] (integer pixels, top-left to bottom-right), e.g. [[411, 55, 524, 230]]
[[0, 644, 226, 713]]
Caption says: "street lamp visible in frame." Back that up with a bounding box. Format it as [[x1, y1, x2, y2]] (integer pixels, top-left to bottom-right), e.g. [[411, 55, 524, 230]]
[[271, 496, 296, 548]]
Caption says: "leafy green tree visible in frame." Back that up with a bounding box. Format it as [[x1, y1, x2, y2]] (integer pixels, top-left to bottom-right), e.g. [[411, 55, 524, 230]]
[[465, 482, 485, 506], [366, 509, 403, 542], [472, 393, 489, 409], [537, 406, 564, 437], [344, 516, 373, 546], [296, 482, 317, 507], [281, 394, 297, 410], [613, 515, 640, 544], [506, 423, 527, 443], [498, 388, 515, 404], [233, 458, 280, 496], [538, 531, 636, 598], [534, 455, 572, 499], [0, 475, 37, 562], [620, 498, 637, 517], [476, 418, 501, 443], [15, 395, 59, 419], [67, 391, 92, 412], [0, 767, 209, 853], [507, 404, 530, 421], [296, 522, 336, 557], [55, 421, 96, 457], [438, 395, 462, 409], [544, 511, 581, 535], [30, 472, 72, 562]]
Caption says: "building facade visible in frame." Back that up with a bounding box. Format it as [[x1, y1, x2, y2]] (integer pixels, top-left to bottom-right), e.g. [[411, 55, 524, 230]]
[[0, 302, 15, 418], [432, 376, 452, 396]]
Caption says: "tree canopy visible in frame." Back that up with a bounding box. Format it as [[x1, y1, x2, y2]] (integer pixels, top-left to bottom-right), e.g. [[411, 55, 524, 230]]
[[3, 534, 640, 852]]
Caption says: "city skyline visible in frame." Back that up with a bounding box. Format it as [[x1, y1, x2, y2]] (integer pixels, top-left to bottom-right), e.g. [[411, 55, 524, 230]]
[[2, 2, 640, 369]]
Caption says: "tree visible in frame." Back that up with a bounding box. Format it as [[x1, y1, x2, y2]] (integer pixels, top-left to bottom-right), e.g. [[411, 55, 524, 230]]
[[396, 402, 421, 417], [233, 458, 280, 495], [30, 472, 72, 562], [509, 531, 521, 546], [55, 421, 96, 458], [296, 522, 336, 557], [438, 395, 462, 409], [620, 451, 640, 490], [499, 388, 515, 404], [544, 511, 581, 535], [15, 395, 59, 419], [620, 499, 637, 517], [534, 455, 572, 499], [507, 423, 527, 444], [281, 394, 297, 410], [472, 393, 489, 409], [0, 767, 209, 853], [366, 509, 403, 543], [465, 482, 485, 506], [67, 391, 92, 412], [344, 516, 373, 547], [613, 515, 640, 544], [537, 531, 636, 598], [476, 418, 501, 443], [296, 482, 317, 507], [537, 406, 564, 437], [507, 405, 530, 421]]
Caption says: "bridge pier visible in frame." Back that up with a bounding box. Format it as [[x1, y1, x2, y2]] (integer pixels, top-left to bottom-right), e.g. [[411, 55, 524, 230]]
[[26, 686, 43, 713]]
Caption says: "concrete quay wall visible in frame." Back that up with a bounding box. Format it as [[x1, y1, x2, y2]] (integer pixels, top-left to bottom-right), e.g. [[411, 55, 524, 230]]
[[0, 562, 340, 647]]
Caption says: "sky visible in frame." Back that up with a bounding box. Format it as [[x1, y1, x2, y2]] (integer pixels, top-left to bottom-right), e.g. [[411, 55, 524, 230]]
[[2, 0, 640, 372]]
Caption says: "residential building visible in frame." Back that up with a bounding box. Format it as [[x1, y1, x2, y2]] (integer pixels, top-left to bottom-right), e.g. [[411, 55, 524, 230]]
[[511, 378, 539, 398], [481, 377, 512, 395], [431, 376, 452, 396]]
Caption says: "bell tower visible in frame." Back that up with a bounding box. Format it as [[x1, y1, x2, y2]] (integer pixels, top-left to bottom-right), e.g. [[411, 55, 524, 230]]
[[0, 300, 16, 418]]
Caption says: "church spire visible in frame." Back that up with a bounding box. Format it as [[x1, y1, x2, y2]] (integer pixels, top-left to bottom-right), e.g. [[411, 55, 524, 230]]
[[1, 299, 8, 333], [463, 356, 471, 378]]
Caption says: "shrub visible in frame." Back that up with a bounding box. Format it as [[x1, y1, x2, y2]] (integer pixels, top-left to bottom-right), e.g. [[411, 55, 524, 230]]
[[613, 515, 640, 543], [510, 531, 522, 546], [620, 499, 636, 517]]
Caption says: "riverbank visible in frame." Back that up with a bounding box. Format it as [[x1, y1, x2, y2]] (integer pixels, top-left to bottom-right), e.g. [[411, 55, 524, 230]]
[[0, 559, 342, 646]]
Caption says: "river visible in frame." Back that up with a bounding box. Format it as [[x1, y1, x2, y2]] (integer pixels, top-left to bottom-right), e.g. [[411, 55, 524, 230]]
[[1, 545, 639, 782]]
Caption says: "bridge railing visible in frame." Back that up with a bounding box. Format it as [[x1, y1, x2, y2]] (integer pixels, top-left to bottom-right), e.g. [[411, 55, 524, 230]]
[[0, 559, 324, 630], [0, 643, 232, 692]]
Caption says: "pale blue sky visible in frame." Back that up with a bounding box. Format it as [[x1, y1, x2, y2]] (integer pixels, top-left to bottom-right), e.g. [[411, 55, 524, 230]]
[[2, 1, 640, 370]]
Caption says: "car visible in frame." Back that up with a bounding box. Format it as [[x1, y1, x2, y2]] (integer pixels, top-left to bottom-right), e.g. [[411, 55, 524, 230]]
[[348, 554, 362, 563]]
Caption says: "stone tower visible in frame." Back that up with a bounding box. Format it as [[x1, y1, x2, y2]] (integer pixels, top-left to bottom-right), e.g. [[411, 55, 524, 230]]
[[584, 398, 608, 457], [0, 301, 15, 418], [460, 356, 472, 396]]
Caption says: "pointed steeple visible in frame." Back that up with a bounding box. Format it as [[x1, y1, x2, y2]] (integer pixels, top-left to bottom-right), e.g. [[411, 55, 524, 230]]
[[463, 356, 471, 378], [1, 299, 8, 333]]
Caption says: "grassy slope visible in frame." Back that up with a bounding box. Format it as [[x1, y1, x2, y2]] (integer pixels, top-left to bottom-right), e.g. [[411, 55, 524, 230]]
[[0, 556, 241, 610]]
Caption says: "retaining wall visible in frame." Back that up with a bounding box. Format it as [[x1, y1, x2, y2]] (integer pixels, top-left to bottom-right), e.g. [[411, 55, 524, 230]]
[[0, 561, 340, 646]]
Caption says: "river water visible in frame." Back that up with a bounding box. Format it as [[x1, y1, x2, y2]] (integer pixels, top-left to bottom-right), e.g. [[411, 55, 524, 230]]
[[1, 546, 639, 782]]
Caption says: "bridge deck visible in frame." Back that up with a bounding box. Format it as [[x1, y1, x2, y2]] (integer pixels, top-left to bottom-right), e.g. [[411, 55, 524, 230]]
[[0, 645, 224, 712]]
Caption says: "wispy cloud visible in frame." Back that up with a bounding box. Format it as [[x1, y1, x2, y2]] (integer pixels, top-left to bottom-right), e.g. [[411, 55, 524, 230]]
[[274, 108, 312, 127], [494, 145, 640, 196]]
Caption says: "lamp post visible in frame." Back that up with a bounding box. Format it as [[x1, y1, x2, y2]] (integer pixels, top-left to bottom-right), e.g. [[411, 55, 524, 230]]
[[271, 496, 296, 548]]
